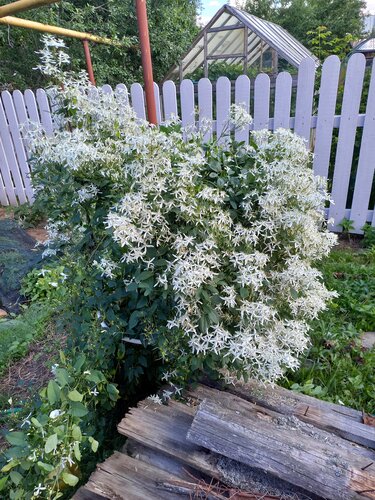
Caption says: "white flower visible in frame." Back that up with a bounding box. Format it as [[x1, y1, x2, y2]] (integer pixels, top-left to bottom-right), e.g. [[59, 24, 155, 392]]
[[51, 363, 59, 375], [49, 409, 64, 419], [147, 394, 162, 405], [90, 387, 99, 396], [33, 483, 47, 496]]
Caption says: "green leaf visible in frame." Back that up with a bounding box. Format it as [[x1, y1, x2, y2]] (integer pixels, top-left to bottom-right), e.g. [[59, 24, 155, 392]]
[[37, 461, 54, 473], [128, 311, 139, 330], [68, 401, 88, 417], [55, 368, 71, 388], [45, 434, 58, 454], [6, 432, 27, 447], [31, 417, 42, 428], [106, 383, 119, 402], [72, 424, 82, 441], [62, 472, 79, 487], [1, 459, 19, 472], [10, 471, 23, 486], [73, 442, 81, 461], [68, 389, 83, 402], [0, 476, 7, 491], [88, 436, 99, 452], [47, 380, 61, 405], [73, 354, 86, 373]]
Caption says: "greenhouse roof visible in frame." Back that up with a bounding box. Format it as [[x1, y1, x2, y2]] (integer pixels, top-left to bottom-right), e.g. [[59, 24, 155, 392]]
[[164, 4, 319, 81]]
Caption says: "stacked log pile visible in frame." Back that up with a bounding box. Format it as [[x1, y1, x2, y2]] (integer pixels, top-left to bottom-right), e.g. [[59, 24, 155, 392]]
[[74, 381, 375, 499]]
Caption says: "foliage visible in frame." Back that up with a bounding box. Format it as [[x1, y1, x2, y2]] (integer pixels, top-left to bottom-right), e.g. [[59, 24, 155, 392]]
[[244, 0, 365, 47], [306, 26, 355, 62], [362, 223, 375, 248], [0, 0, 200, 91], [0, 350, 118, 499], [0, 303, 53, 376], [10, 203, 47, 229], [284, 248, 375, 413], [338, 218, 355, 239], [21, 265, 68, 304]]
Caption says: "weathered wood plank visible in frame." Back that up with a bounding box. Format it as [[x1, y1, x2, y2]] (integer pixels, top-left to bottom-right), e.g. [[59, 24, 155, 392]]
[[118, 398, 219, 479], [189, 384, 374, 457], [294, 57, 316, 143], [82, 451, 197, 499], [223, 379, 374, 450], [188, 395, 375, 500]]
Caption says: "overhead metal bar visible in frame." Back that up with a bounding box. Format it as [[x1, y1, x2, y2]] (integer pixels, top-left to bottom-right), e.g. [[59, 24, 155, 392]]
[[0, 16, 118, 45], [0, 0, 58, 18], [207, 53, 245, 60]]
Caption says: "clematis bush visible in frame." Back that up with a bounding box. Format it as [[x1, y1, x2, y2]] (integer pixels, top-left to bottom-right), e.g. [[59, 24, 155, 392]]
[[30, 37, 336, 386]]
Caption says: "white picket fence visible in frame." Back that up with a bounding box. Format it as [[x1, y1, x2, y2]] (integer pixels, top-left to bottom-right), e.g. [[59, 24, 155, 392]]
[[1, 53, 375, 233]]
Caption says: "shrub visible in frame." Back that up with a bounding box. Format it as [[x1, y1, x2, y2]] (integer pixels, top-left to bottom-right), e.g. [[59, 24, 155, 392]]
[[29, 36, 337, 385]]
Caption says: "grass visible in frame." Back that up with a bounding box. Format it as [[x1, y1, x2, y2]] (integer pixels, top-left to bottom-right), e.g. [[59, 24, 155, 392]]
[[0, 303, 53, 377], [284, 245, 375, 413]]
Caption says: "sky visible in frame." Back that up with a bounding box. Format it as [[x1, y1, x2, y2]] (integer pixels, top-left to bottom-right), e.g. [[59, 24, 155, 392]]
[[199, 0, 375, 25]]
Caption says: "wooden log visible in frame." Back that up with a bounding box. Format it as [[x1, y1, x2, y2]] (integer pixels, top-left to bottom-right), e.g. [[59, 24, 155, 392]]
[[188, 394, 375, 500], [189, 384, 374, 459], [117, 398, 221, 479], [75, 451, 200, 499], [223, 380, 375, 449]]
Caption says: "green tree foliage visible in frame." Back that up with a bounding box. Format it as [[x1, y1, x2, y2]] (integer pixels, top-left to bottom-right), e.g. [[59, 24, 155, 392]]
[[306, 26, 355, 61], [244, 0, 365, 47], [0, 0, 200, 90]]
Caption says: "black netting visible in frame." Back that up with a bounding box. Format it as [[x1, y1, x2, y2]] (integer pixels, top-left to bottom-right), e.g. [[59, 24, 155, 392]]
[[0, 220, 43, 313]]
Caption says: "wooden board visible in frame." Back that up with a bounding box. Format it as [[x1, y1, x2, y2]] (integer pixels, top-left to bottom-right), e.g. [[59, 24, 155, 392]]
[[73, 451, 200, 499], [188, 392, 375, 500], [223, 380, 374, 450]]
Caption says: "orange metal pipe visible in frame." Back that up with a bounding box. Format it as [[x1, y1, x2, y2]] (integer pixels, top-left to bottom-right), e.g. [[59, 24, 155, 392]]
[[136, 0, 157, 125], [82, 39, 96, 86]]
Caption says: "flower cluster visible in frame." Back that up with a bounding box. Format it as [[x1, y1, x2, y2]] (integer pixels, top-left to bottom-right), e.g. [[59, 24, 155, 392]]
[[28, 37, 337, 387]]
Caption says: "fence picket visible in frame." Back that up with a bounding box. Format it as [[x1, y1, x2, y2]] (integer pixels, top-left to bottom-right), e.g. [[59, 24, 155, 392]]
[[329, 53, 366, 231], [198, 78, 213, 142], [234, 75, 250, 144], [154, 82, 162, 124], [313, 56, 340, 178], [130, 83, 146, 120], [2, 91, 33, 203], [273, 72, 292, 130], [36, 89, 54, 136], [0, 140, 10, 205], [24, 89, 41, 125], [350, 59, 375, 232], [115, 83, 129, 106], [162, 81, 178, 120], [102, 84, 113, 95], [253, 73, 270, 130], [0, 96, 26, 204], [180, 79, 195, 138], [216, 76, 231, 143], [294, 57, 316, 143]]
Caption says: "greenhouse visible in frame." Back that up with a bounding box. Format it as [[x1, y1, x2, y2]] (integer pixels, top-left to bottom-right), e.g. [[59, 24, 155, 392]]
[[165, 4, 319, 81]]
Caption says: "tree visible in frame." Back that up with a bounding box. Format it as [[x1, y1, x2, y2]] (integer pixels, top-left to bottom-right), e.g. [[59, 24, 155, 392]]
[[244, 0, 365, 47], [0, 0, 200, 90]]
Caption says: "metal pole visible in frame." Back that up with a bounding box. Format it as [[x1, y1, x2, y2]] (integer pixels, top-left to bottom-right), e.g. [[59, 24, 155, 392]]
[[135, 0, 157, 125], [0, 0, 59, 18], [82, 39, 96, 86], [0, 16, 118, 45]]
